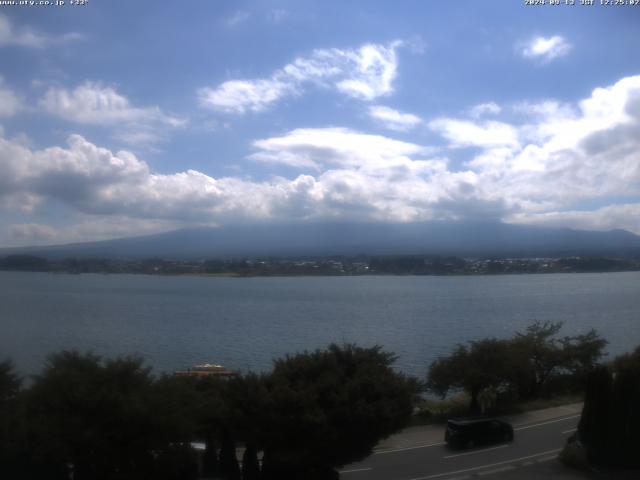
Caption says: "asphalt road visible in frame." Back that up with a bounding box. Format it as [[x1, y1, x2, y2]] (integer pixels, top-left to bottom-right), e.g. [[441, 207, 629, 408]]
[[340, 414, 580, 480]]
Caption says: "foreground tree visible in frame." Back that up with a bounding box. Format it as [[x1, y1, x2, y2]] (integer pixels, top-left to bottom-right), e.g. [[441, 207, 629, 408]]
[[511, 321, 567, 398], [511, 321, 608, 398], [0, 359, 25, 477], [26, 351, 198, 480], [260, 344, 421, 479], [0, 359, 20, 402], [428, 321, 608, 412], [427, 338, 515, 413], [576, 346, 640, 468]]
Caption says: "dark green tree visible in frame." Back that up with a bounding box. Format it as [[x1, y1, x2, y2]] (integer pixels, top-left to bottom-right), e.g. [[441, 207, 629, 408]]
[[201, 437, 219, 477], [577, 365, 613, 464], [241, 444, 261, 480], [576, 346, 640, 468], [260, 344, 421, 479], [560, 329, 608, 380], [511, 321, 567, 398], [26, 351, 197, 480], [219, 430, 241, 480], [0, 359, 20, 402], [427, 338, 514, 413], [0, 359, 26, 478]]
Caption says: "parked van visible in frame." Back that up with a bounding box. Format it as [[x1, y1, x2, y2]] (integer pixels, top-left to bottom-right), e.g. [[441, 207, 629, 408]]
[[445, 417, 514, 449]]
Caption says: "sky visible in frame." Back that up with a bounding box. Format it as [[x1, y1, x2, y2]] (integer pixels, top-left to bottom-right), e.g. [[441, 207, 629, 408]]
[[0, 0, 639, 247]]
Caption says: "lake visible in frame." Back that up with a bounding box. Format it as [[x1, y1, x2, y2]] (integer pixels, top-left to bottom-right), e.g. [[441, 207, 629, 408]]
[[1, 271, 639, 378]]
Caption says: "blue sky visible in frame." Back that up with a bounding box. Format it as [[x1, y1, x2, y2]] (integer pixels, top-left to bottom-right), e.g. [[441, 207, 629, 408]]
[[0, 0, 639, 246]]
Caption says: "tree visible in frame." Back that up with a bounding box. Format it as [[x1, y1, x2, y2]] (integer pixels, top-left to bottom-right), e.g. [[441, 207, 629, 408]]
[[576, 346, 640, 468], [577, 365, 613, 464], [560, 329, 608, 384], [260, 344, 421, 479], [241, 444, 261, 480], [26, 351, 196, 480], [428, 322, 608, 410], [511, 321, 567, 398], [0, 359, 25, 477], [0, 359, 20, 402], [427, 339, 514, 413]]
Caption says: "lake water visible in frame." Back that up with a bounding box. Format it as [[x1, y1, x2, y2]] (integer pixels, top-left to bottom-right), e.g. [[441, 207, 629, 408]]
[[1, 271, 639, 379]]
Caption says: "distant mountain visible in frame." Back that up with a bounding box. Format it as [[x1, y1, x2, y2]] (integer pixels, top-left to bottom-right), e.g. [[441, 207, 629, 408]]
[[3, 221, 640, 259]]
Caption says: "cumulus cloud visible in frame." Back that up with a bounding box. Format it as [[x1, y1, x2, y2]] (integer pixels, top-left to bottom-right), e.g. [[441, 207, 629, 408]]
[[198, 41, 402, 113], [40, 82, 185, 146], [0, 13, 82, 48], [368, 105, 422, 131], [249, 127, 435, 171], [0, 129, 477, 234], [520, 35, 572, 63], [429, 119, 520, 149], [3, 75, 640, 243]]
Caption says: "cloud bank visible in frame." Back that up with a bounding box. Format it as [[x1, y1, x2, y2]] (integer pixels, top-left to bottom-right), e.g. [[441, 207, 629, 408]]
[[1, 75, 640, 244]]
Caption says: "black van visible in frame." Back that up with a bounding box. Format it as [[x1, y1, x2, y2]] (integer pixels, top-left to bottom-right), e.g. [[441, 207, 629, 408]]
[[445, 417, 514, 449]]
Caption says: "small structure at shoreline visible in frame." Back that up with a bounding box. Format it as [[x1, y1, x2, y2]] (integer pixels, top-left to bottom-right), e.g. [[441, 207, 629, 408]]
[[174, 363, 238, 378]]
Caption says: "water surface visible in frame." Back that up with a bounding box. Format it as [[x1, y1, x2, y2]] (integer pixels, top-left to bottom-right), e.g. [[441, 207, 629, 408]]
[[1, 271, 639, 378]]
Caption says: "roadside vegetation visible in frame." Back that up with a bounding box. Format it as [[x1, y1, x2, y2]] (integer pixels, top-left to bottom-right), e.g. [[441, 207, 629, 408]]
[[562, 345, 640, 470], [0, 345, 420, 480], [425, 321, 607, 415], [1, 323, 636, 478]]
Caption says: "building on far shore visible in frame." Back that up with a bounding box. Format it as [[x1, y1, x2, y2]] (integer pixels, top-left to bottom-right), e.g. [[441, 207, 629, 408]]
[[174, 363, 238, 378]]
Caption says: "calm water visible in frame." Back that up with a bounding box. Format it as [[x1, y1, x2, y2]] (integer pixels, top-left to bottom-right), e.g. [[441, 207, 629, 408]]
[[1, 271, 639, 378]]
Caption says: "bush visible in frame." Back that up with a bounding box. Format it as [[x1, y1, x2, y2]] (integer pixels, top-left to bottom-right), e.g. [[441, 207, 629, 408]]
[[559, 434, 591, 472]]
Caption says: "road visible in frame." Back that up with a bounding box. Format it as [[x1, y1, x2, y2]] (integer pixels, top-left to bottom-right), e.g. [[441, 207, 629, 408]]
[[340, 411, 580, 480]]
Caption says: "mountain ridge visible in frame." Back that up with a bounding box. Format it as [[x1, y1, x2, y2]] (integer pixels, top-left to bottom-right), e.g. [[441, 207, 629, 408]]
[[2, 221, 640, 260]]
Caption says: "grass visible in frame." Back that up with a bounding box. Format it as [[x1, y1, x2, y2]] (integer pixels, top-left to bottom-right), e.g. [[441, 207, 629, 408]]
[[410, 392, 583, 427]]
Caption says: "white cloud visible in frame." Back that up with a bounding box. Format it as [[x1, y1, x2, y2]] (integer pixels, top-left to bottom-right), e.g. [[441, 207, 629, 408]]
[[198, 41, 403, 114], [40, 82, 185, 146], [508, 204, 640, 234], [520, 35, 572, 63], [470, 102, 501, 118], [0, 13, 83, 48], [198, 79, 295, 114], [40, 82, 183, 127], [335, 42, 401, 100], [3, 75, 640, 243], [368, 105, 422, 131], [249, 127, 434, 171], [429, 119, 520, 149]]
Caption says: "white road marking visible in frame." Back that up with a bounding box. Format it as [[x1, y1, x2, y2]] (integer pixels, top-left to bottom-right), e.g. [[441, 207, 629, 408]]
[[339, 467, 372, 474], [374, 415, 578, 457], [444, 444, 509, 459], [535, 455, 558, 463], [408, 448, 562, 480], [478, 465, 516, 475], [513, 414, 580, 431], [373, 441, 446, 455], [562, 428, 577, 434]]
